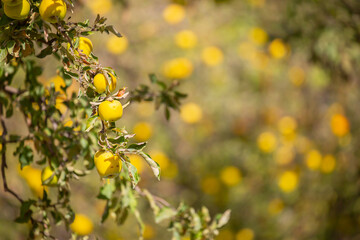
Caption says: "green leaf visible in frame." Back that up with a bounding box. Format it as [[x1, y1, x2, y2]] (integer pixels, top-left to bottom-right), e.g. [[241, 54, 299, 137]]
[[36, 45, 53, 58], [0, 47, 7, 62], [15, 200, 36, 223], [85, 115, 99, 132], [127, 142, 146, 151], [215, 209, 231, 228], [97, 182, 116, 200], [155, 207, 177, 223], [106, 25, 122, 37], [123, 161, 140, 188], [101, 201, 110, 223], [6, 40, 15, 55], [139, 151, 160, 180], [19, 146, 33, 169]]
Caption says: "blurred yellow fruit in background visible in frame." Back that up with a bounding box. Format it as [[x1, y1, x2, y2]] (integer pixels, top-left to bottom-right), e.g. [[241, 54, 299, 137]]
[[128, 154, 144, 173], [248, 0, 265, 8], [320, 154, 336, 174], [133, 122, 153, 142], [143, 224, 155, 239], [257, 132, 277, 153], [305, 149, 322, 170], [87, 0, 112, 15], [330, 114, 349, 137], [268, 39, 288, 59], [4, 0, 30, 20], [289, 66, 305, 86], [41, 166, 58, 186], [49, 75, 65, 93], [202, 46, 224, 66], [106, 36, 128, 55], [163, 4, 185, 24], [268, 198, 284, 216], [19, 166, 47, 198], [93, 73, 117, 94], [175, 30, 197, 49], [70, 214, 94, 236], [150, 150, 170, 170], [94, 150, 122, 178], [98, 100, 123, 122], [278, 171, 298, 193], [201, 176, 220, 195], [39, 0, 67, 23], [236, 228, 254, 240], [249, 27, 268, 46], [275, 145, 294, 165], [220, 166, 242, 186], [163, 57, 193, 79], [180, 103, 203, 124], [278, 116, 297, 136]]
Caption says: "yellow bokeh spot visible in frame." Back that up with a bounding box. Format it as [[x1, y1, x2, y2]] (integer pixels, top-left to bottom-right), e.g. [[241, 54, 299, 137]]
[[216, 229, 234, 240], [162, 162, 178, 179], [321, 154, 336, 174], [278, 116, 297, 136], [220, 166, 242, 186], [163, 57, 193, 79], [202, 46, 224, 66], [201, 176, 220, 195], [247, 0, 265, 8], [128, 154, 145, 174], [136, 102, 154, 118], [268, 198, 284, 216], [268, 39, 288, 59], [143, 224, 155, 239], [305, 149, 322, 170], [180, 103, 203, 124], [275, 145, 294, 166], [289, 66, 305, 87], [150, 150, 170, 170], [249, 27, 268, 46], [257, 131, 277, 153], [278, 171, 298, 193], [106, 36, 128, 55], [330, 114, 350, 137], [163, 4, 185, 24], [175, 30, 197, 49], [19, 166, 47, 198], [236, 228, 254, 240], [133, 122, 153, 142], [87, 0, 112, 15], [70, 214, 94, 236], [55, 97, 67, 114], [47, 75, 65, 94]]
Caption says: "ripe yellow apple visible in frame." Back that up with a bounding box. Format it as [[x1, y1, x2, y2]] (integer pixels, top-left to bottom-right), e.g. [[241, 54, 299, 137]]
[[98, 100, 123, 122], [94, 150, 122, 178], [70, 214, 94, 236], [4, 0, 30, 20], [67, 37, 93, 57], [1, 0, 22, 6], [39, 0, 67, 23], [41, 166, 58, 186], [93, 73, 117, 94]]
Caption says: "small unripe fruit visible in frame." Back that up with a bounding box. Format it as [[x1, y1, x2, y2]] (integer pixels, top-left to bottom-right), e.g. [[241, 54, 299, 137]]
[[39, 0, 67, 23], [94, 150, 122, 178], [4, 0, 30, 20], [98, 100, 123, 122], [93, 73, 117, 94]]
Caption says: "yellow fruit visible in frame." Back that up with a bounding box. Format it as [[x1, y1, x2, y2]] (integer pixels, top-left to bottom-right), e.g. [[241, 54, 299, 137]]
[[330, 114, 349, 137], [277, 171, 298, 193], [320, 154, 336, 173], [162, 58, 193, 79], [19, 166, 47, 198], [94, 150, 122, 178], [133, 122, 153, 142], [48, 75, 66, 94], [87, 0, 112, 15], [220, 166, 242, 186], [163, 4, 185, 24], [143, 224, 155, 239], [201, 176, 220, 195], [98, 100, 123, 122], [268, 38, 288, 59], [2, 0, 22, 6], [305, 149, 322, 170], [278, 116, 297, 136], [4, 0, 30, 20], [70, 214, 94, 236], [236, 228, 254, 240], [268, 198, 284, 216], [41, 166, 58, 186], [257, 131, 277, 153], [150, 151, 170, 170], [39, 0, 67, 23], [106, 36, 128, 55], [93, 73, 117, 94], [128, 154, 144, 173], [202, 46, 224, 66], [180, 103, 203, 124], [68, 37, 93, 57], [175, 30, 197, 49], [249, 27, 268, 46]]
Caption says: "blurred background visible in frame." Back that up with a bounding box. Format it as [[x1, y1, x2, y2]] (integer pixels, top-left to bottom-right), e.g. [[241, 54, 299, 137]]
[[2, 0, 360, 239]]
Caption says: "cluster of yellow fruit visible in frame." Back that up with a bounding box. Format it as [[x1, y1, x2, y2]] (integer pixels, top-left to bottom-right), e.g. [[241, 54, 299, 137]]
[[2, 0, 66, 22]]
